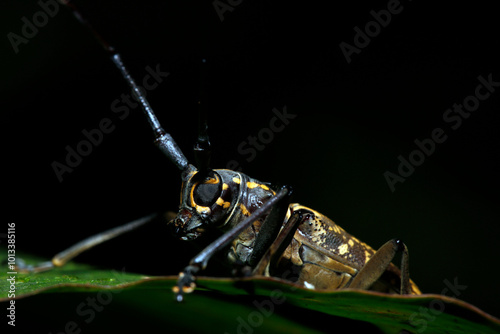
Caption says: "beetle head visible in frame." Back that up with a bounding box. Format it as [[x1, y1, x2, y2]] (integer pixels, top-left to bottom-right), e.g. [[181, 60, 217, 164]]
[[168, 165, 235, 240]]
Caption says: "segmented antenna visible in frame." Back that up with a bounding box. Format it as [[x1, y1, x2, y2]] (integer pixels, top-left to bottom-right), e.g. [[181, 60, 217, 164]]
[[193, 58, 212, 176], [60, 1, 189, 171]]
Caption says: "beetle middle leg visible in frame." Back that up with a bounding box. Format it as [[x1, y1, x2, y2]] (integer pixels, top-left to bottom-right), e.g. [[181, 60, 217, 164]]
[[253, 211, 357, 290], [15, 212, 161, 273], [255, 212, 414, 294]]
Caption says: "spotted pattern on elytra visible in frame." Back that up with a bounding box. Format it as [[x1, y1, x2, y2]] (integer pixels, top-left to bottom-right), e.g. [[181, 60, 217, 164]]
[[292, 204, 375, 269]]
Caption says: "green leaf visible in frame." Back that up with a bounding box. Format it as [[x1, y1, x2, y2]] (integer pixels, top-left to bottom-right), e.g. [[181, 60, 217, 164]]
[[2, 251, 499, 333]]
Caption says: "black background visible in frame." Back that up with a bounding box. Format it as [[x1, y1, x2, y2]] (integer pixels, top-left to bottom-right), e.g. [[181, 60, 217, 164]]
[[2, 0, 500, 332]]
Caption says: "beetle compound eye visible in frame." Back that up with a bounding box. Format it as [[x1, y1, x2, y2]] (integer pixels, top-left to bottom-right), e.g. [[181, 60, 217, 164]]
[[193, 182, 220, 206]]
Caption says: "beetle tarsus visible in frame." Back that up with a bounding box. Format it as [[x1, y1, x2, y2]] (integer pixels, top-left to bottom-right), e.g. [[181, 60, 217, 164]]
[[11, 258, 54, 274], [231, 261, 253, 277], [174, 265, 200, 302]]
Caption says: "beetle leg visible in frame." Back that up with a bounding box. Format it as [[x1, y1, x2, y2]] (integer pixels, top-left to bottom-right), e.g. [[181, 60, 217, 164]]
[[348, 239, 410, 294], [174, 186, 290, 302], [230, 187, 293, 277], [247, 186, 293, 267], [15, 212, 161, 273], [252, 211, 303, 276]]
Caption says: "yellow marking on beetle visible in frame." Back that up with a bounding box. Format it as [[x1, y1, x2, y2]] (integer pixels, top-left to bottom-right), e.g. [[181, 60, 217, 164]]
[[364, 250, 372, 262], [190, 186, 196, 207], [338, 243, 349, 255], [222, 183, 229, 190], [247, 181, 275, 194], [233, 177, 241, 184], [240, 204, 250, 216], [246, 181, 271, 191], [330, 224, 340, 234], [204, 176, 219, 184], [195, 205, 211, 215], [216, 197, 231, 209], [186, 171, 197, 180], [246, 182, 259, 189], [348, 239, 355, 247]]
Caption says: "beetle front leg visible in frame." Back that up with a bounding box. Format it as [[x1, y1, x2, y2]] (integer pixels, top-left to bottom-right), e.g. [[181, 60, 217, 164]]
[[172, 265, 200, 302], [252, 211, 304, 276], [349, 238, 410, 294]]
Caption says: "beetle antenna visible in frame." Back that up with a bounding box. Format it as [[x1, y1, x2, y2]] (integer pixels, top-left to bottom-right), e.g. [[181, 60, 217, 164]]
[[60, 0, 189, 171], [193, 58, 212, 176]]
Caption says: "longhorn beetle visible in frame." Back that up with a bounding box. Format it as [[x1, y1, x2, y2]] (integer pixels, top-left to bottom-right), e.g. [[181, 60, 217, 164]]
[[18, 1, 421, 302]]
